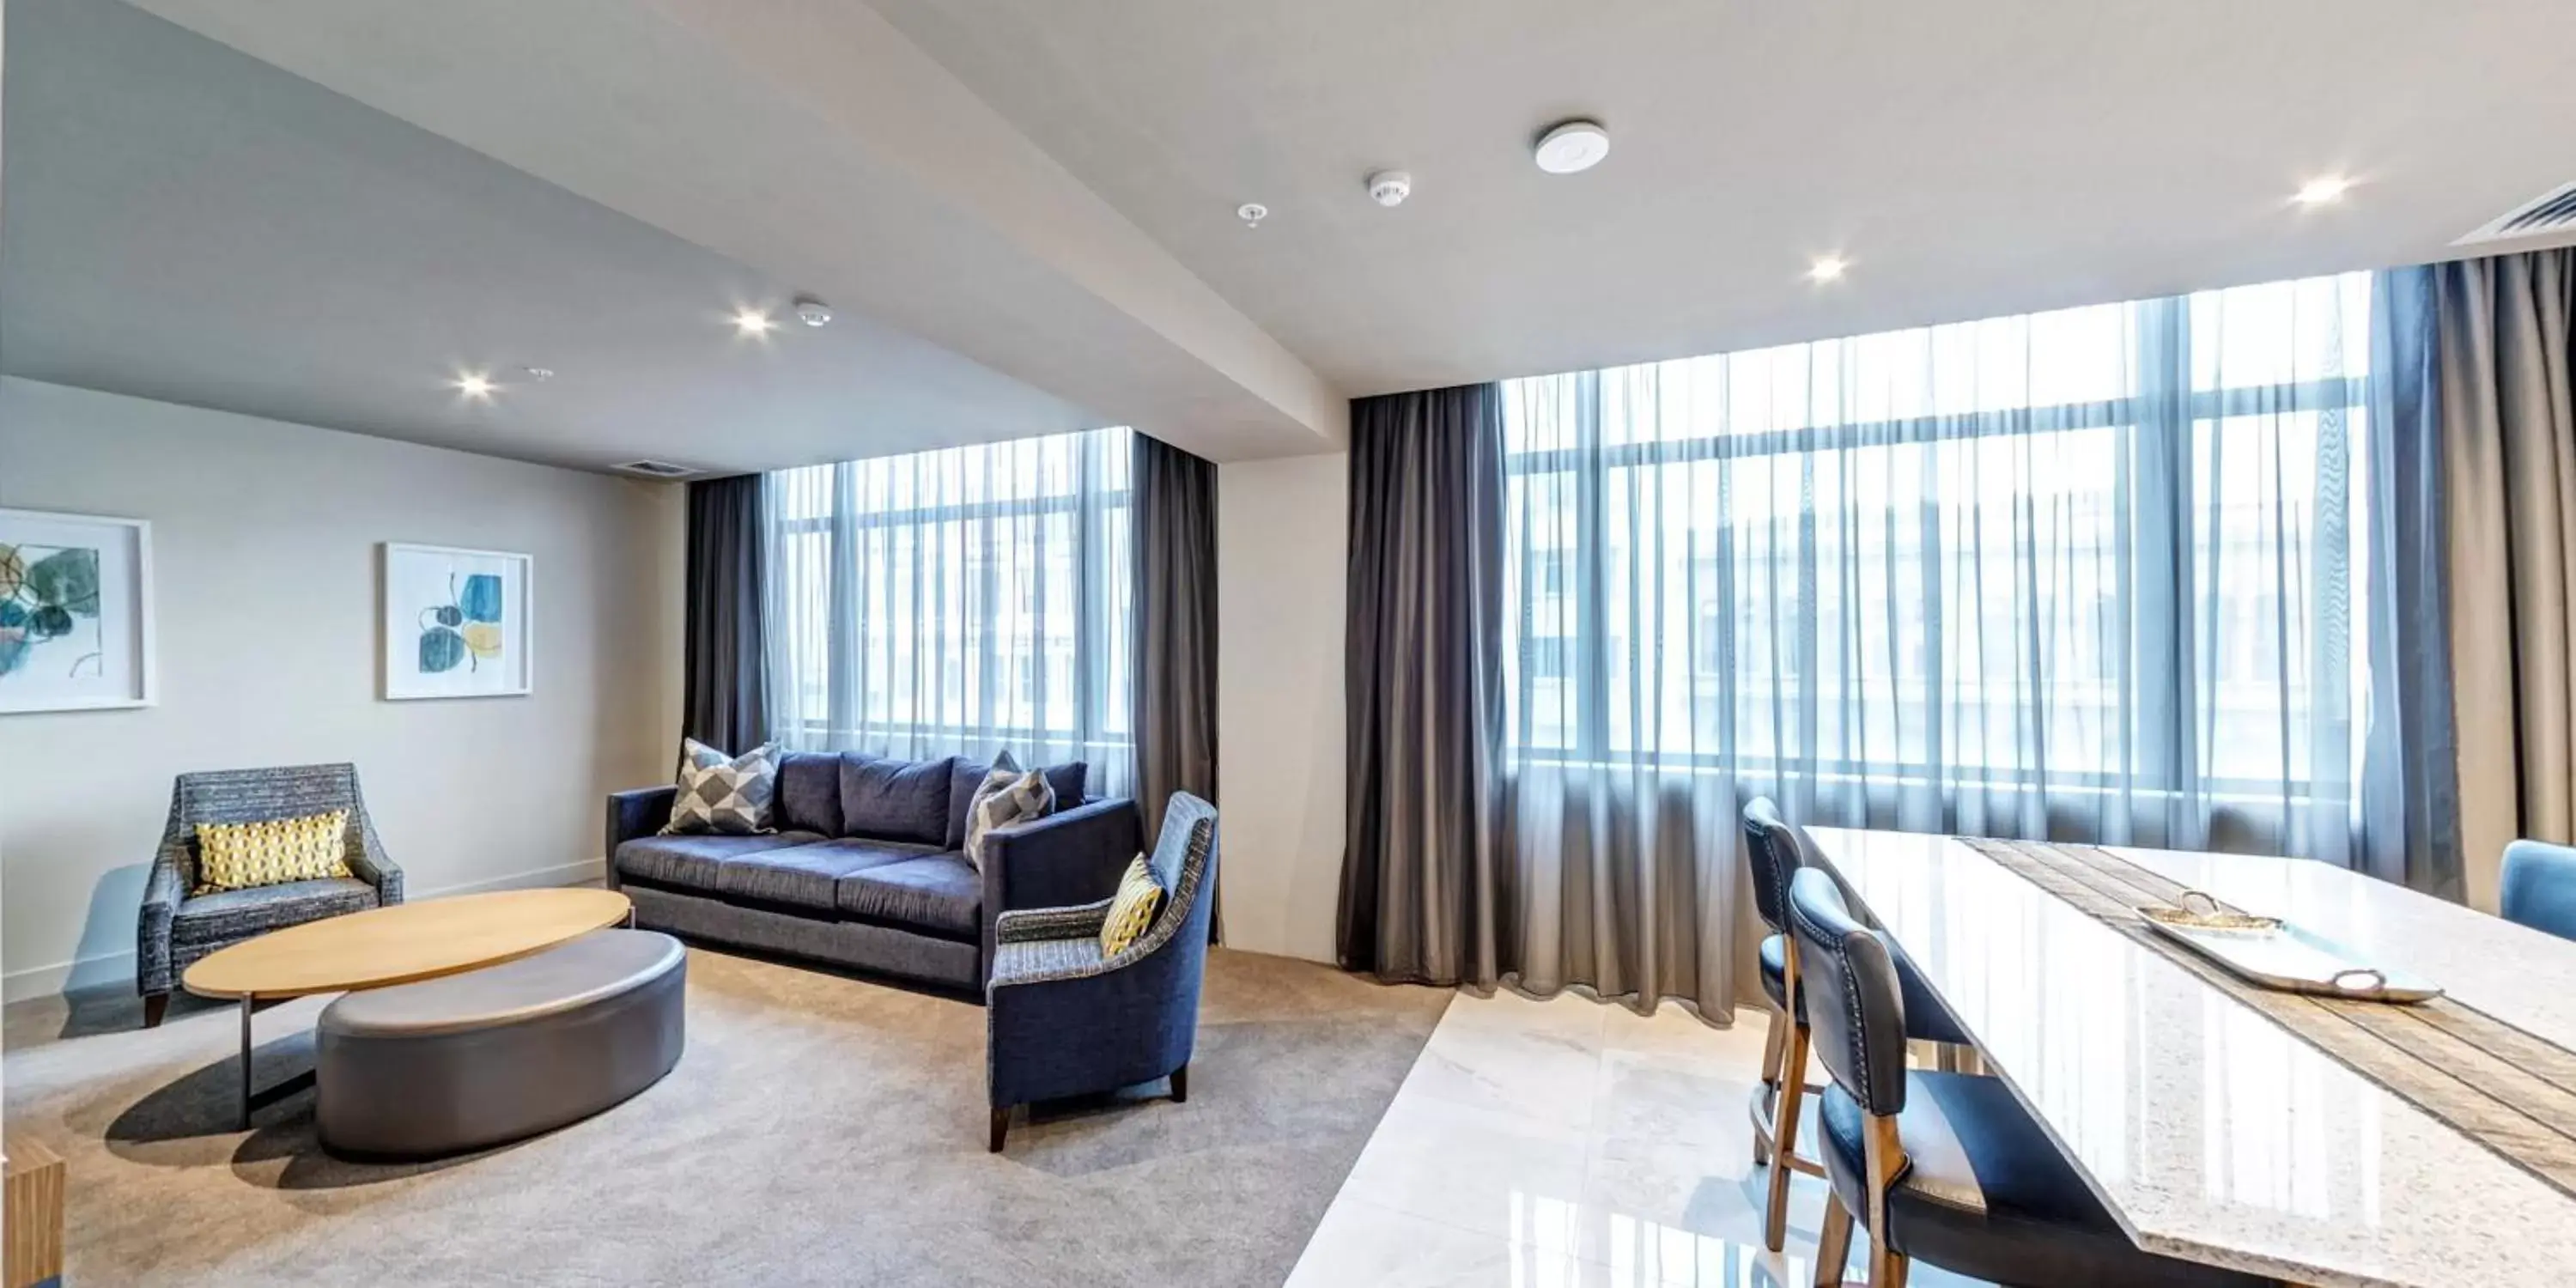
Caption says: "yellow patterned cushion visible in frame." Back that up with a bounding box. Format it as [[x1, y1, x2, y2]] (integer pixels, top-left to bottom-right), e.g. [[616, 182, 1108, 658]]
[[195, 810, 352, 894], [1098, 854, 1164, 957]]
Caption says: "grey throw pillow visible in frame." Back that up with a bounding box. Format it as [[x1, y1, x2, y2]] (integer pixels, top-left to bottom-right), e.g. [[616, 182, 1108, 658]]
[[963, 750, 1054, 872], [661, 738, 781, 836]]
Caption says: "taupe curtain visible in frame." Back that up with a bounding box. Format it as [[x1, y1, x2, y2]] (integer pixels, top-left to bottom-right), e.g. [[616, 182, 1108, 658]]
[[2434, 248, 2576, 910], [1132, 433, 1218, 851], [683, 474, 769, 754], [1338, 384, 1509, 985]]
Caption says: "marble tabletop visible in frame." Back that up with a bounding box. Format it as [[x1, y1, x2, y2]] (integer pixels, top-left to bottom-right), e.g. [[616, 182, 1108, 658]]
[[1807, 828, 2576, 1288]]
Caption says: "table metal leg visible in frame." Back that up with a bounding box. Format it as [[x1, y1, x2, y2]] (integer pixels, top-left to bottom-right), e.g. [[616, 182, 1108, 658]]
[[237, 995, 255, 1131], [230, 993, 317, 1133]]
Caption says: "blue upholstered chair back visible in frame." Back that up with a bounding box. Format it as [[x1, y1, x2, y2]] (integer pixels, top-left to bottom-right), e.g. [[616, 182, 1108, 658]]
[[2502, 840, 2576, 944], [1139, 792, 1219, 959], [1787, 867, 1911, 1118], [169, 762, 369, 889], [1741, 797, 1803, 935]]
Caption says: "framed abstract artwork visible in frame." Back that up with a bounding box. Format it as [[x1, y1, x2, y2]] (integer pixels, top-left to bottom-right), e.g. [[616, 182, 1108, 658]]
[[0, 508, 156, 714], [381, 543, 532, 700]]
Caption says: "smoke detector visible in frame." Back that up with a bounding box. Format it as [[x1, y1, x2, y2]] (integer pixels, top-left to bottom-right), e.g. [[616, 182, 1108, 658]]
[[1237, 202, 1269, 228], [1366, 170, 1413, 208], [792, 295, 833, 327], [1534, 120, 1610, 174]]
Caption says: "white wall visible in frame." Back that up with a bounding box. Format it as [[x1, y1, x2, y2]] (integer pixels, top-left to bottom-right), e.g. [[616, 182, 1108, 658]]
[[0, 378, 684, 999], [1214, 452, 1346, 963]]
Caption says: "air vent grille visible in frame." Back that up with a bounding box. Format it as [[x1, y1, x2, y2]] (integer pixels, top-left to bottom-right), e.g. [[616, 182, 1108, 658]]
[[2456, 181, 2576, 246], [614, 459, 697, 478]]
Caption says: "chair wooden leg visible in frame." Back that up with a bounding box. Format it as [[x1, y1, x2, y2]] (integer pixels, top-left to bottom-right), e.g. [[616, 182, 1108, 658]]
[[1170, 1064, 1188, 1103], [1760, 1003, 1787, 1086], [988, 1108, 1010, 1153], [1753, 1002, 1788, 1165], [1867, 1244, 1909, 1288], [142, 993, 169, 1030], [1764, 1020, 1812, 1253], [1813, 1194, 1855, 1287]]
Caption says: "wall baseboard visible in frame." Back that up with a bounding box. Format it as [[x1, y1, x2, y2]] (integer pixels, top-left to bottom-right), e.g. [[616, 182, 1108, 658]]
[[1, 858, 609, 1004]]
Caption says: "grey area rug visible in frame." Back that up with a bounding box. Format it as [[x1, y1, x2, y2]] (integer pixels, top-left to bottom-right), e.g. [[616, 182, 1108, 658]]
[[1, 946, 1450, 1287]]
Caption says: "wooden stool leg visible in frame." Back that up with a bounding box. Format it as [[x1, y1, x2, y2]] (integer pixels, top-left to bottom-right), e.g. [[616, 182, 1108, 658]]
[[1764, 1020, 1812, 1253], [143, 993, 169, 1030], [1753, 1002, 1788, 1165], [1812, 1195, 1855, 1287]]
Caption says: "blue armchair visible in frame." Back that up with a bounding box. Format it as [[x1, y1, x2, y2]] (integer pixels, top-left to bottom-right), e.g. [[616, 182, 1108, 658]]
[[138, 763, 404, 1027], [984, 792, 1218, 1151]]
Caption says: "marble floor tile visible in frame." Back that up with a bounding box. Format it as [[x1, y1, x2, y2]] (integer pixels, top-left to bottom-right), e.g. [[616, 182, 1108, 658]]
[[1291, 992, 1997, 1288], [1339, 1092, 1592, 1238]]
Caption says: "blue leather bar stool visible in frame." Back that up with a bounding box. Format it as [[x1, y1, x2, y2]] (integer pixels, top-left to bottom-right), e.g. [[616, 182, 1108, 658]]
[[2501, 840, 2576, 944], [1786, 867, 2277, 1287], [1740, 799, 1971, 1253]]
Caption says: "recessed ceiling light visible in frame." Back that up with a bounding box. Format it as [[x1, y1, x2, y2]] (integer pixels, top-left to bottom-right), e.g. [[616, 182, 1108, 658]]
[[1534, 120, 1611, 175], [793, 295, 834, 328], [2294, 176, 2354, 206], [521, 366, 555, 382], [732, 307, 776, 337], [453, 371, 495, 399], [1807, 255, 1850, 283], [1237, 202, 1268, 228]]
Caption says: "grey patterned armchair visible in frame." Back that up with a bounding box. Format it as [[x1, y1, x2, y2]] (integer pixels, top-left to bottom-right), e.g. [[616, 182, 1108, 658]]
[[984, 792, 1217, 1151], [137, 763, 404, 1027]]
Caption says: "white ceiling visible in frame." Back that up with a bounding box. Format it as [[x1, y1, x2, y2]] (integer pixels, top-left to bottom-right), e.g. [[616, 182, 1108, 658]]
[[864, 0, 2576, 393], [9, 0, 2576, 474], [0, 0, 1119, 476]]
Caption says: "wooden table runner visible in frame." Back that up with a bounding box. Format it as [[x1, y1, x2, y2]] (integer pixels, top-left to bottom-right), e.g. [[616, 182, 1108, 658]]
[[1957, 836, 2576, 1201]]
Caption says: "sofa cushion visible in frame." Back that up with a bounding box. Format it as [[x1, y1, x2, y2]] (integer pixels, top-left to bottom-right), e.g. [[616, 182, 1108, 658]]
[[615, 831, 824, 896], [945, 757, 1088, 849], [835, 854, 982, 939], [774, 751, 844, 836], [712, 838, 948, 911], [173, 877, 378, 947], [660, 739, 781, 836], [840, 755, 956, 845]]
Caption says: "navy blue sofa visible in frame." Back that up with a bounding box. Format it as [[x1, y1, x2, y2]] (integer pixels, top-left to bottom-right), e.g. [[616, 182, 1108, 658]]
[[605, 750, 1139, 992]]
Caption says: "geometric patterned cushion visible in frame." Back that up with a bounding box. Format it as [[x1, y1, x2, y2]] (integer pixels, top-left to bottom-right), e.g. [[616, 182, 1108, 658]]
[[1097, 854, 1163, 957], [194, 809, 351, 894], [962, 750, 1054, 872], [660, 738, 780, 836]]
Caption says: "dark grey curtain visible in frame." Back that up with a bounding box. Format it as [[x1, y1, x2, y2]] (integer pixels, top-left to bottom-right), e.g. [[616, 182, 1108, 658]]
[[1132, 433, 1218, 844], [683, 474, 769, 754], [2425, 248, 2576, 909], [1338, 383, 1508, 984], [2361, 267, 2465, 901]]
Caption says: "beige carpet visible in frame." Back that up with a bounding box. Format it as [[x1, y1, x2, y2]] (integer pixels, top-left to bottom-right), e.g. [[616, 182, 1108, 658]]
[[2, 945, 1450, 1287]]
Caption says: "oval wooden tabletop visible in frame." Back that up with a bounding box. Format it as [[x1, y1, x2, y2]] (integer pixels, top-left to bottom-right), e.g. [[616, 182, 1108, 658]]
[[180, 888, 634, 1000]]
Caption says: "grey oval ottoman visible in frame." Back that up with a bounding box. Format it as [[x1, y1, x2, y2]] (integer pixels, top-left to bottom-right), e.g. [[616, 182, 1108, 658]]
[[316, 928, 685, 1159]]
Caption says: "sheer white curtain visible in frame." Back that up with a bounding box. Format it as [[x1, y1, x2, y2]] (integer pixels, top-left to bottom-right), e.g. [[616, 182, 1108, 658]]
[[761, 427, 1135, 798], [1502, 274, 2373, 1000]]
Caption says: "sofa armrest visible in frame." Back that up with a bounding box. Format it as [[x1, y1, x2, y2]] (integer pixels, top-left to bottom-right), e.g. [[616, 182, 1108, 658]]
[[993, 896, 1116, 948], [604, 787, 677, 890], [137, 838, 187, 996], [343, 810, 404, 905], [981, 798, 1139, 917], [979, 797, 1140, 981]]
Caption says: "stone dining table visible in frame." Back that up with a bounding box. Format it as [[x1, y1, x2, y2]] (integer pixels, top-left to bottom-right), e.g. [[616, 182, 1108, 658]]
[[1807, 827, 2576, 1288]]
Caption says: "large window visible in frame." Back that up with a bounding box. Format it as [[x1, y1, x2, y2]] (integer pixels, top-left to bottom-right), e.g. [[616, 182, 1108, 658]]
[[762, 427, 1134, 795], [1503, 274, 2371, 854]]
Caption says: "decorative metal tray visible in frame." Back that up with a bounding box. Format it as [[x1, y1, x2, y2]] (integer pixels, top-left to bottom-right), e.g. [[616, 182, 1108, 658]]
[[2136, 892, 2444, 1004]]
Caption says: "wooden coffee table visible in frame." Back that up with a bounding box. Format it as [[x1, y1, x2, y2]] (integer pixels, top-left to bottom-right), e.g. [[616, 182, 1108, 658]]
[[182, 888, 633, 1129]]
